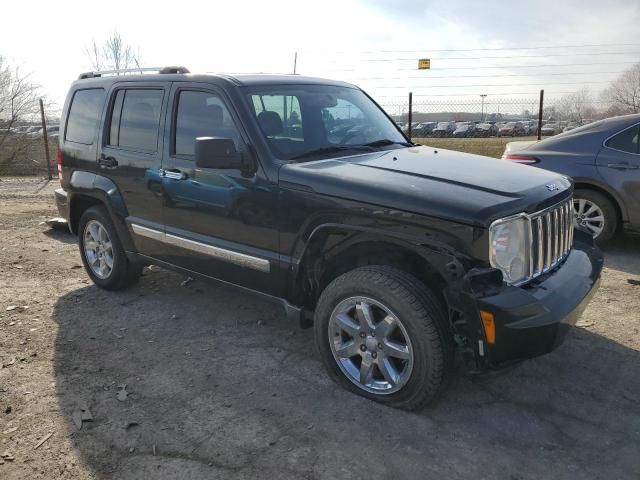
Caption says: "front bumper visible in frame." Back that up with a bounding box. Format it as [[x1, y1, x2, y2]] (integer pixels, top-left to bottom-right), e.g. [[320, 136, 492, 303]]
[[451, 233, 603, 368]]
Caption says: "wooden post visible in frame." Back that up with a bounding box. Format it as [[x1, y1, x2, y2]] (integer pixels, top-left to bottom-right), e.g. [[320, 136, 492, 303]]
[[537, 89, 544, 141], [39, 98, 52, 180]]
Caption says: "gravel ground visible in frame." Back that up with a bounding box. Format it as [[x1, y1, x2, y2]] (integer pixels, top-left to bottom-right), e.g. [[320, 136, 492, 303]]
[[1, 177, 639, 480]]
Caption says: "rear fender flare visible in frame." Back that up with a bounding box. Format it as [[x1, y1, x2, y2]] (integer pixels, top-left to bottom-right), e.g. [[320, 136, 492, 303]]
[[68, 171, 135, 251]]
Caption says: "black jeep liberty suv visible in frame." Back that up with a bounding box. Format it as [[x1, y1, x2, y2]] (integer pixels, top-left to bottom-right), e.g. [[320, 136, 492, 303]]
[[54, 66, 603, 410]]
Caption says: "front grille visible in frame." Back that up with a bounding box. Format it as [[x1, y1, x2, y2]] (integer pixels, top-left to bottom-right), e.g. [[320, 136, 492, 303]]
[[528, 198, 574, 280]]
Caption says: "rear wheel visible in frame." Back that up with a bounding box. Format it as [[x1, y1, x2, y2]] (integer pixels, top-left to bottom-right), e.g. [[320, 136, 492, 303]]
[[78, 206, 142, 290], [573, 188, 617, 245], [314, 266, 452, 410]]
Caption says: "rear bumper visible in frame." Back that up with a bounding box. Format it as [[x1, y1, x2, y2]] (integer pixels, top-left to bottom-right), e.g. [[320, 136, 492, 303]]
[[54, 188, 70, 224], [452, 234, 604, 368]]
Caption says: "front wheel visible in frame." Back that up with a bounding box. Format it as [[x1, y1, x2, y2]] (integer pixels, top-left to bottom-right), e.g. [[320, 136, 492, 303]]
[[314, 266, 452, 410]]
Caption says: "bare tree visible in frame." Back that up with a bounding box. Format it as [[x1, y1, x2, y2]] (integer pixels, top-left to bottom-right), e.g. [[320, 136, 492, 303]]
[[84, 31, 141, 72], [0, 57, 40, 146], [555, 89, 596, 123], [0, 56, 43, 173], [603, 62, 640, 114], [85, 40, 104, 71]]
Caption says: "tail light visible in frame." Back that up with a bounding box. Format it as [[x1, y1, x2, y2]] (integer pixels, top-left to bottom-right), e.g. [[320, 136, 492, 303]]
[[502, 153, 540, 164], [57, 149, 63, 182]]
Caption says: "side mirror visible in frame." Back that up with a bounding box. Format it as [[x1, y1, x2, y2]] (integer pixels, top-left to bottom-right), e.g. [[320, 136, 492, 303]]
[[195, 137, 251, 170]]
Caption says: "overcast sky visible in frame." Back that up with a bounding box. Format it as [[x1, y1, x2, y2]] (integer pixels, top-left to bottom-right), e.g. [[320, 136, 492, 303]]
[[1, 0, 639, 112]]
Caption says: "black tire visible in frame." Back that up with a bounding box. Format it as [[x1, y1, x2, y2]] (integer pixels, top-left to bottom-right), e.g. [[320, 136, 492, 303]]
[[314, 266, 452, 411], [78, 206, 142, 290], [573, 188, 618, 246]]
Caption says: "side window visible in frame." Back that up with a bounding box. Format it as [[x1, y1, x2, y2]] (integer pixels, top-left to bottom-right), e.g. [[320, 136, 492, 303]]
[[322, 98, 365, 145], [250, 94, 303, 140], [108, 89, 163, 153], [174, 91, 241, 157], [606, 124, 640, 154], [65, 88, 105, 145]]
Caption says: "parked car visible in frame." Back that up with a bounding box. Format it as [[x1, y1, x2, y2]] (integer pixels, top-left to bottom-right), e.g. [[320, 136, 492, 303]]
[[563, 123, 578, 133], [46, 125, 60, 138], [431, 121, 455, 137], [475, 122, 498, 137], [502, 114, 640, 244], [541, 122, 561, 136], [411, 122, 436, 137], [452, 122, 475, 138], [54, 66, 602, 410], [497, 122, 525, 137]]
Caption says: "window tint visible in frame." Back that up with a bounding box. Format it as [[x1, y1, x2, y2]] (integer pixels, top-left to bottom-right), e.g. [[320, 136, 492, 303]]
[[606, 124, 640, 154], [65, 89, 105, 144], [109, 89, 163, 152], [175, 91, 241, 157]]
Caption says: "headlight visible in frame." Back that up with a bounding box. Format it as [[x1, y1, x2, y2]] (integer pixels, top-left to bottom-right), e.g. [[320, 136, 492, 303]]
[[489, 216, 530, 285]]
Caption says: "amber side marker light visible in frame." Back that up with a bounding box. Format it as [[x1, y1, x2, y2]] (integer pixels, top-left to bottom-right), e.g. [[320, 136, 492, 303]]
[[480, 310, 496, 344]]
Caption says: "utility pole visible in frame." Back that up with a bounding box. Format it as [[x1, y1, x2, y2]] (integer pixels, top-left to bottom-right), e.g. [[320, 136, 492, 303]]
[[480, 94, 487, 122], [293, 52, 297, 74]]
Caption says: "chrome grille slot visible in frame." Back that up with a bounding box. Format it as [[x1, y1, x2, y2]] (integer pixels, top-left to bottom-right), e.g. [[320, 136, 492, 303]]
[[528, 198, 574, 282]]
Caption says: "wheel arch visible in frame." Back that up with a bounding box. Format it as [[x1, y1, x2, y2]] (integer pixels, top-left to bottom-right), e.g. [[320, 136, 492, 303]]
[[289, 225, 465, 312], [67, 171, 135, 252], [573, 180, 626, 228]]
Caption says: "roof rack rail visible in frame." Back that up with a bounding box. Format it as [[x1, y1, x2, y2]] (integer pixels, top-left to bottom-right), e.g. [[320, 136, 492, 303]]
[[78, 66, 190, 80]]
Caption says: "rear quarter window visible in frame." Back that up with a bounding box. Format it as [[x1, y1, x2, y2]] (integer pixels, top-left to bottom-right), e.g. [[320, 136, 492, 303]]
[[65, 88, 105, 145], [605, 123, 640, 154]]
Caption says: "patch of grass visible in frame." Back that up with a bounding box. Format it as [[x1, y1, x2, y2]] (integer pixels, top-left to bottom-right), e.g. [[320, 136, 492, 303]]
[[413, 136, 539, 159]]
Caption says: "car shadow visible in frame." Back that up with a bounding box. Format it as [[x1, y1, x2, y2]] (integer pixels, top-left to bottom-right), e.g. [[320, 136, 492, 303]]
[[601, 233, 640, 277], [51, 268, 640, 479], [42, 227, 76, 245]]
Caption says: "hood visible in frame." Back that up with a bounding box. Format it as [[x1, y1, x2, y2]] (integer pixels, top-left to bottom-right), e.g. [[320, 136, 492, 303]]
[[279, 145, 571, 227]]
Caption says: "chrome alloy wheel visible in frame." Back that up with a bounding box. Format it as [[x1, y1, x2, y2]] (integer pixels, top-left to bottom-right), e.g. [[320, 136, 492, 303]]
[[328, 297, 414, 395], [574, 198, 605, 238], [83, 220, 114, 279]]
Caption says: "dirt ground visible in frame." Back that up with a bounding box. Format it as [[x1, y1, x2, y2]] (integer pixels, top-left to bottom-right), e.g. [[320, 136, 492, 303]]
[[1, 177, 639, 480]]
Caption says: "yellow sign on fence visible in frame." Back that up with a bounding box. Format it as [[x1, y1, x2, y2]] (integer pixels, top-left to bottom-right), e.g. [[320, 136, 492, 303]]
[[418, 58, 431, 70]]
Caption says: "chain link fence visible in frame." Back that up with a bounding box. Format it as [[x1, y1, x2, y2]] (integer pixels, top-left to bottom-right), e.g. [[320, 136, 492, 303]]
[[0, 91, 620, 175], [0, 133, 57, 176]]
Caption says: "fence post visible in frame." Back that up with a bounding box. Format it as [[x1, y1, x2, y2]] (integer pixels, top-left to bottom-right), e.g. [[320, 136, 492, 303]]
[[39, 98, 52, 180], [407, 92, 413, 142], [537, 89, 544, 141]]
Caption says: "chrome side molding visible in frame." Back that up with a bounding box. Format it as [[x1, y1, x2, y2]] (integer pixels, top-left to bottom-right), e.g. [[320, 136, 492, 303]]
[[130, 224, 270, 273]]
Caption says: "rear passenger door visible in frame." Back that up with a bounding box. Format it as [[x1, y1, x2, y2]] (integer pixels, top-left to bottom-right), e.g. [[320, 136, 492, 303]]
[[99, 82, 170, 257], [596, 122, 640, 228]]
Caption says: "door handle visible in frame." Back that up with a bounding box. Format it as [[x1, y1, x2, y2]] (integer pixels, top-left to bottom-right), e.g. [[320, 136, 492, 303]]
[[98, 154, 118, 168], [160, 168, 188, 180], [607, 162, 639, 170]]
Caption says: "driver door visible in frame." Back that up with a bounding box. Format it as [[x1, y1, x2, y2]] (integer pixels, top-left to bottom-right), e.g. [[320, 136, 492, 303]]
[[158, 84, 280, 295]]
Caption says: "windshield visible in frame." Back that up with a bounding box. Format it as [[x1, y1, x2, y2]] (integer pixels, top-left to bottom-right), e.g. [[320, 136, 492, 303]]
[[245, 85, 406, 161]]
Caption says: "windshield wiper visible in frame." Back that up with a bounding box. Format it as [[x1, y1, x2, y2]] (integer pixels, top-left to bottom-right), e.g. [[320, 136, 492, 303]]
[[363, 139, 413, 148], [290, 145, 375, 161]]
